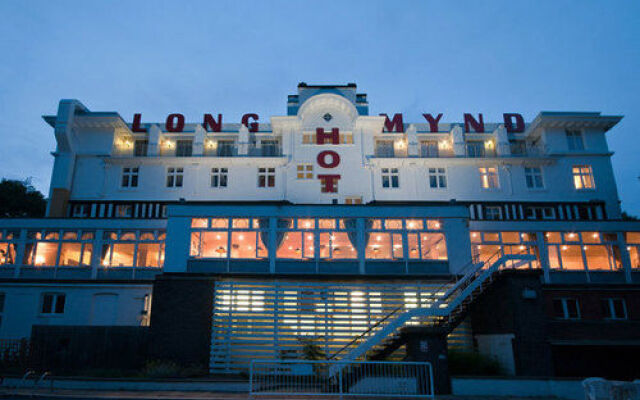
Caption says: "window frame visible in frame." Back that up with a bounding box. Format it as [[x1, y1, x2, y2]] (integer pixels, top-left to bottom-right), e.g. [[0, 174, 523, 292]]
[[258, 167, 276, 188], [210, 167, 228, 188], [566, 129, 585, 151], [479, 167, 499, 189], [381, 168, 400, 189], [601, 297, 627, 320], [553, 297, 581, 320], [524, 166, 544, 190], [40, 293, 66, 315], [572, 165, 595, 190], [166, 167, 184, 188], [121, 167, 139, 188], [428, 167, 447, 189]]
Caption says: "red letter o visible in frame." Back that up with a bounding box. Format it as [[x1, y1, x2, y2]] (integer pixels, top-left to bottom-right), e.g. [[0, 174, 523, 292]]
[[317, 151, 340, 168]]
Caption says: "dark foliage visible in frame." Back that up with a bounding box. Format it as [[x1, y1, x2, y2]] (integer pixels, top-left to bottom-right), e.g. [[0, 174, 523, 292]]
[[0, 179, 46, 218], [448, 350, 502, 376]]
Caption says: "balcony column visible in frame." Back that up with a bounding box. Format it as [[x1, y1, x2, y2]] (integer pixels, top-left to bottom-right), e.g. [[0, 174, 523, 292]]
[[494, 124, 510, 156], [406, 124, 418, 157], [148, 124, 161, 156], [451, 125, 465, 156], [238, 124, 249, 156], [193, 125, 205, 156]]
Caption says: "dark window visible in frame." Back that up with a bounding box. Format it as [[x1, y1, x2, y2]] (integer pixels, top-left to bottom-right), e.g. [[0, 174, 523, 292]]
[[176, 140, 193, 157], [41, 293, 65, 314], [134, 139, 148, 157], [258, 168, 275, 188], [601, 298, 627, 320], [217, 140, 236, 156], [553, 298, 580, 319], [211, 168, 228, 188]]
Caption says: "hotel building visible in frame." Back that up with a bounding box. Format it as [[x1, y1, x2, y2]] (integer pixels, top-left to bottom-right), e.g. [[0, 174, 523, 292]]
[[1, 83, 639, 388]]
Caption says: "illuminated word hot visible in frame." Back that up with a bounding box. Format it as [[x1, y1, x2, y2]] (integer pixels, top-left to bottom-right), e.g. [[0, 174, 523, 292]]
[[315, 128, 341, 193]]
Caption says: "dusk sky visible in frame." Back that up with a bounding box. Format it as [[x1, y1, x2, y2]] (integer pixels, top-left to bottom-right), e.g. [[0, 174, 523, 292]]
[[1, 1, 638, 215]]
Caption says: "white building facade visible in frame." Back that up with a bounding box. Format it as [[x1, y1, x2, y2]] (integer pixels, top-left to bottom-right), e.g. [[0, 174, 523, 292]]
[[1, 83, 639, 381]]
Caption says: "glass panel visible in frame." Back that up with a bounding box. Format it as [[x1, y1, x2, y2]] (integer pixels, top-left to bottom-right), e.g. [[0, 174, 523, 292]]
[[392, 233, 403, 258], [303, 232, 315, 259], [201, 232, 228, 258], [426, 220, 442, 230], [560, 245, 584, 270], [120, 232, 136, 241], [473, 244, 501, 263], [630, 247, 640, 269], [62, 231, 77, 240], [157, 232, 166, 240], [501, 232, 520, 243], [320, 232, 331, 259], [545, 232, 561, 243], [331, 232, 357, 259], [191, 218, 208, 228], [626, 232, 640, 244], [408, 234, 419, 259], [32, 242, 59, 266], [211, 218, 229, 228], [520, 232, 536, 242], [232, 218, 250, 229], [104, 231, 118, 240], [0, 243, 16, 265], [110, 243, 135, 267], [230, 231, 256, 259], [58, 243, 82, 266], [44, 231, 59, 240], [139, 231, 155, 240], [82, 244, 92, 266], [277, 232, 303, 259], [366, 233, 391, 259], [420, 233, 447, 260], [81, 232, 94, 240], [548, 246, 561, 269], [563, 232, 579, 242], [190, 232, 201, 257], [584, 245, 613, 271], [483, 232, 500, 242], [317, 219, 334, 229], [386, 219, 404, 230], [582, 232, 601, 244], [298, 219, 315, 229], [137, 243, 160, 267], [368, 219, 382, 230], [470, 232, 481, 243]]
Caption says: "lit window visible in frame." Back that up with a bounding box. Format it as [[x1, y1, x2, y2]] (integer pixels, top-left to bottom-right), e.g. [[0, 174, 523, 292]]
[[573, 165, 595, 189], [524, 167, 544, 189], [566, 130, 584, 151], [601, 298, 627, 320], [553, 298, 580, 319], [166, 167, 184, 188], [115, 204, 133, 218], [121, 167, 139, 188], [479, 167, 499, 189], [296, 164, 313, 180], [428, 168, 447, 189], [345, 196, 362, 205], [381, 168, 399, 188], [211, 168, 228, 188], [192, 218, 208, 228], [41, 293, 65, 315], [258, 167, 276, 187], [176, 139, 193, 157], [320, 176, 339, 193], [320, 232, 357, 259]]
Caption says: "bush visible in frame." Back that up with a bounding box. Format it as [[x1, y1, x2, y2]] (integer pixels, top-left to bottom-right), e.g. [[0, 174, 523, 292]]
[[448, 350, 502, 376]]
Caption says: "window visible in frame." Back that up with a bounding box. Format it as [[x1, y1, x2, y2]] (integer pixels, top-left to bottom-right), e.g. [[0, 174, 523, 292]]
[[345, 196, 362, 205], [71, 204, 90, 218], [552, 298, 580, 319], [375, 140, 395, 157], [466, 141, 486, 157], [479, 167, 499, 189], [134, 139, 148, 157], [190, 218, 268, 260], [601, 298, 627, 320], [121, 167, 139, 188], [566, 130, 584, 151], [297, 164, 313, 179], [217, 140, 237, 156], [524, 167, 544, 189], [545, 231, 621, 271], [485, 206, 502, 220], [115, 204, 133, 218], [573, 165, 595, 189], [211, 168, 228, 188], [258, 168, 276, 187], [381, 168, 399, 188], [420, 141, 439, 157], [41, 293, 65, 315], [166, 167, 184, 188], [101, 230, 165, 268], [526, 206, 555, 220], [428, 168, 447, 189], [320, 176, 339, 193], [260, 139, 280, 156], [175, 139, 193, 157]]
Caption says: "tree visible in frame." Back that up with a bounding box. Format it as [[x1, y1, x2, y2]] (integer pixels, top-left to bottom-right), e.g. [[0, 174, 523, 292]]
[[0, 179, 47, 218]]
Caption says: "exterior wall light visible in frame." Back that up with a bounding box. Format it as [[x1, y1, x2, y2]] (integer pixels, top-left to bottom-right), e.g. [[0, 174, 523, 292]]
[[484, 140, 494, 149]]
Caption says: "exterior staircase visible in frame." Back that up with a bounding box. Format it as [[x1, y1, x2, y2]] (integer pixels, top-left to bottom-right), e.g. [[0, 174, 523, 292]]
[[328, 251, 536, 373]]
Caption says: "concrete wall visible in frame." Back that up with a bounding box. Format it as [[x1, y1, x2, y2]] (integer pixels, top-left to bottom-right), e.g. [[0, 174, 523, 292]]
[[452, 377, 585, 400]]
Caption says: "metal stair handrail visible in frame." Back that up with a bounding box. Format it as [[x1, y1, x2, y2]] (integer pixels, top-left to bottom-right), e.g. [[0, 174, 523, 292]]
[[328, 253, 535, 375]]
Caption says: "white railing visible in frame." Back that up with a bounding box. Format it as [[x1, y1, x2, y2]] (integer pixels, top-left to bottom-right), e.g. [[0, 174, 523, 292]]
[[330, 253, 536, 369], [250, 360, 434, 399]]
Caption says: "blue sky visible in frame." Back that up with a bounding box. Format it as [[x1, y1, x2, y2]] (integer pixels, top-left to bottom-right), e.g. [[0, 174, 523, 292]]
[[0, 1, 638, 215]]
